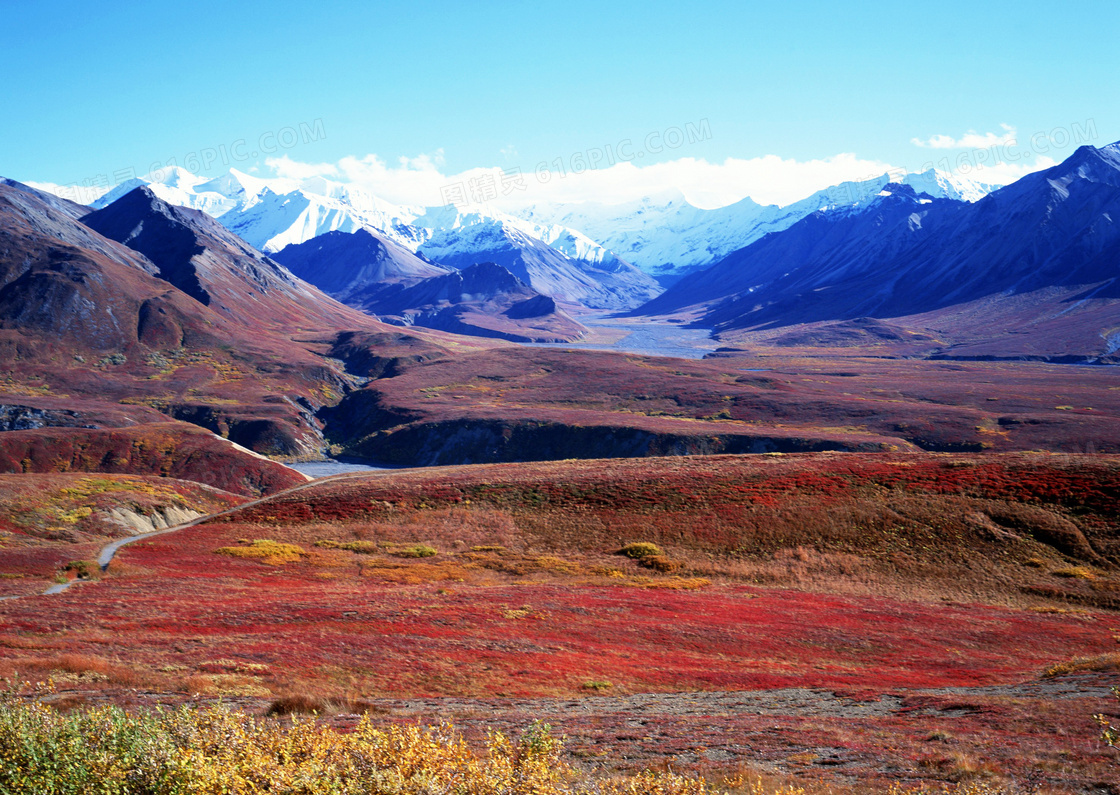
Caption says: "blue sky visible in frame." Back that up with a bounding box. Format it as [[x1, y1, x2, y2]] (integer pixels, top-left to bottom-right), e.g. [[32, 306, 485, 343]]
[[6, 0, 1117, 208]]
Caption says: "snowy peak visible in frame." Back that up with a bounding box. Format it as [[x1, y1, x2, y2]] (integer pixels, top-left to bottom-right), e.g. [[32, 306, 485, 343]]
[[516, 169, 997, 279], [91, 167, 427, 254], [153, 165, 203, 190], [413, 203, 622, 266], [83, 165, 653, 309], [193, 168, 274, 200], [640, 141, 1120, 346], [900, 169, 996, 203], [74, 160, 1008, 303]]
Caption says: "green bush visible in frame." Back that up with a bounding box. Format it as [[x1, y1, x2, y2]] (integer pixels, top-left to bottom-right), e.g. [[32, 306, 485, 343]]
[[393, 544, 438, 558], [619, 542, 662, 559]]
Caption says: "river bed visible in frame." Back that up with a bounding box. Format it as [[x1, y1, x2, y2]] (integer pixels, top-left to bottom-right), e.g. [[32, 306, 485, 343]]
[[522, 314, 720, 359], [286, 459, 398, 478]]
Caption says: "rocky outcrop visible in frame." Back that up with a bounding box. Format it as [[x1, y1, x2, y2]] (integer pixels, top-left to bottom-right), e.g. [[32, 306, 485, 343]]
[[105, 505, 204, 535], [0, 404, 97, 431], [335, 416, 890, 467]]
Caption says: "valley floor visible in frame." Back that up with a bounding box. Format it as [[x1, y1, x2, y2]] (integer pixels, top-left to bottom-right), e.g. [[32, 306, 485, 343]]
[[521, 312, 723, 359]]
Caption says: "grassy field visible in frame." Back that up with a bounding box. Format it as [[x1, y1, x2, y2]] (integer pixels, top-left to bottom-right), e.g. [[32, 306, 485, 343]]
[[2, 454, 1119, 791]]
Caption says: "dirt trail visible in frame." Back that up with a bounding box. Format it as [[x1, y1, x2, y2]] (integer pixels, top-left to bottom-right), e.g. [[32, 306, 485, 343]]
[[6, 468, 388, 602]]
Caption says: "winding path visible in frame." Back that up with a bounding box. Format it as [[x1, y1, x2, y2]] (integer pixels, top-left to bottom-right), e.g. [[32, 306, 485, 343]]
[[2, 468, 389, 603]]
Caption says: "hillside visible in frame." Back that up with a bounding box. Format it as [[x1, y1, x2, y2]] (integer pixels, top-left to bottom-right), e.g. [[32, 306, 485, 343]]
[[0, 179, 458, 480], [3, 452, 1119, 790], [322, 346, 1120, 464]]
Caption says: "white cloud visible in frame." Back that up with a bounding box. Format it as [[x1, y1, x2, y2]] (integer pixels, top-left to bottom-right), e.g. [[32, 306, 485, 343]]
[[911, 124, 1017, 149], [265, 155, 339, 180], [532, 153, 900, 208], [264, 150, 901, 210], [318, 151, 496, 209], [962, 155, 1057, 186]]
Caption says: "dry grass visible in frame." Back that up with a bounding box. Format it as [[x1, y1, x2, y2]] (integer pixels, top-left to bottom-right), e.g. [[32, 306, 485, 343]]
[[1042, 652, 1120, 678], [0, 653, 150, 689], [265, 693, 345, 716]]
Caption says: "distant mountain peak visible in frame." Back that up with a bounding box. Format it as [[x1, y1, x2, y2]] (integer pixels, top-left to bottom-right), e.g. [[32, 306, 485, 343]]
[[194, 168, 273, 199], [876, 182, 924, 200]]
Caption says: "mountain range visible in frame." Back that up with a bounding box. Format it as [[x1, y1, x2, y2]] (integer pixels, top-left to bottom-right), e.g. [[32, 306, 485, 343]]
[[273, 231, 584, 342], [642, 142, 1120, 361], [517, 170, 997, 283], [82, 164, 996, 305], [90, 168, 661, 311], [3, 140, 1120, 484], [21, 143, 1120, 363], [0, 176, 459, 485]]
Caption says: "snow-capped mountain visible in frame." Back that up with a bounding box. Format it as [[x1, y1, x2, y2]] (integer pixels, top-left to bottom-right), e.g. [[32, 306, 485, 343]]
[[518, 170, 998, 282], [637, 182, 959, 319], [638, 142, 1120, 360], [93, 167, 426, 253], [79, 164, 997, 308], [88, 166, 658, 309]]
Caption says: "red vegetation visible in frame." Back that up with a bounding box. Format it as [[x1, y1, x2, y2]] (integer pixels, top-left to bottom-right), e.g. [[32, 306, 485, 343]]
[[0, 423, 304, 496], [0, 472, 245, 597], [3, 451, 1118, 694], [326, 346, 1120, 465], [3, 452, 1120, 790]]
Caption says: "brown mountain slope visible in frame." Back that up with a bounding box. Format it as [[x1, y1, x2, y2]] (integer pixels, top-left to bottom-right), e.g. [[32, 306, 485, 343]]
[[81, 186, 382, 334], [0, 180, 456, 481]]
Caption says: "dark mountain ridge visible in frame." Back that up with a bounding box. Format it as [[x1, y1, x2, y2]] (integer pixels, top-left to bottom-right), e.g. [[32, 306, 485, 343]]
[[637, 143, 1120, 358]]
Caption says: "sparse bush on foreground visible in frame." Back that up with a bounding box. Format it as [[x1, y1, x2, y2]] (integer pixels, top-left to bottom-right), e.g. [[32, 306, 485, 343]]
[[0, 695, 717, 795]]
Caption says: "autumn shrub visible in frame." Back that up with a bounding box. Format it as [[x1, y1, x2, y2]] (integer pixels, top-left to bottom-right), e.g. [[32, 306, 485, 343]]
[[640, 554, 680, 572], [359, 559, 468, 584], [1097, 686, 1120, 749], [1051, 565, 1095, 580], [0, 695, 719, 795], [392, 544, 438, 558], [215, 539, 306, 565], [316, 539, 380, 554], [265, 693, 336, 716], [63, 560, 95, 579], [1043, 652, 1120, 678], [10, 654, 147, 689], [620, 542, 663, 559]]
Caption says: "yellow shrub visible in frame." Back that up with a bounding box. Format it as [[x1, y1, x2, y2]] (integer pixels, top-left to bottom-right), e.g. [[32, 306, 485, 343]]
[[0, 694, 724, 795], [215, 539, 306, 565], [620, 542, 662, 559], [57, 507, 93, 524]]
